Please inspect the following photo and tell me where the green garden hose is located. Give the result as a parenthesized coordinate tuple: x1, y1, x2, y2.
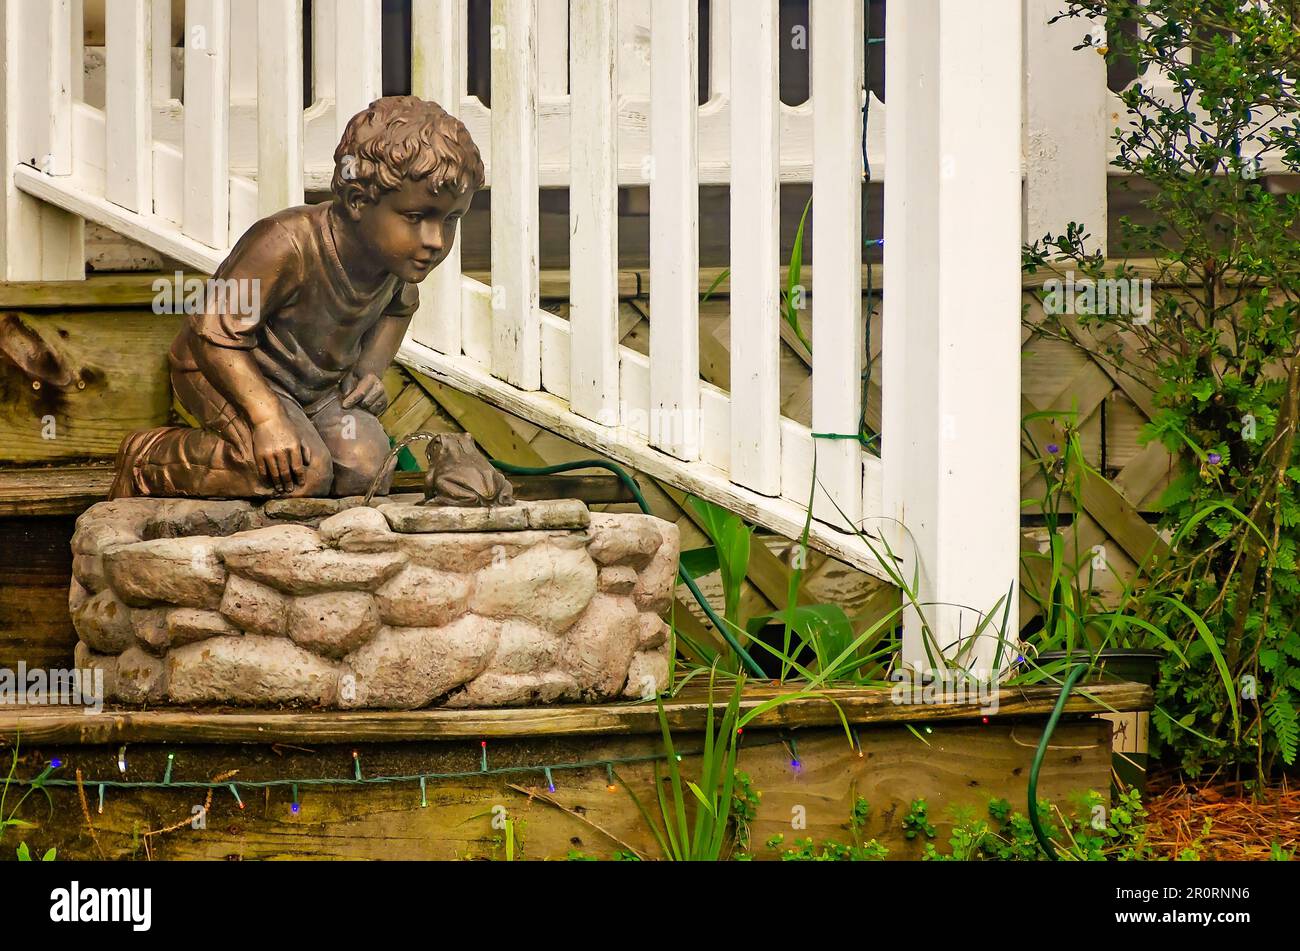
(489, 456, 766, 678)
(1026, 662, 1090, 860)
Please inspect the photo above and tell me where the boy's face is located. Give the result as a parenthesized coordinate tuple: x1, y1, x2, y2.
(347, 176, 475, 284)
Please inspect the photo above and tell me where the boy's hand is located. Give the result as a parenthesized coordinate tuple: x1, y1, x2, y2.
(341, 372, 389, 415)
(251, 414, 311, 493)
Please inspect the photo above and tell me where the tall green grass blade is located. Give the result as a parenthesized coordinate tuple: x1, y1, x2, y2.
(1156, 594, 1239, 737)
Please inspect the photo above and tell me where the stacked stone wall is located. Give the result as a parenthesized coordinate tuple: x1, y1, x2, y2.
(70, 496, 677, 709)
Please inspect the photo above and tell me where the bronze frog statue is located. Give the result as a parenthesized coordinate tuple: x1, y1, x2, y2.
(365, 430, 515, 507)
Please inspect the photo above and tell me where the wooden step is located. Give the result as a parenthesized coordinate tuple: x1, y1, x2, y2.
(0, 465, 635, 517)
(0, 681, 1151, 745)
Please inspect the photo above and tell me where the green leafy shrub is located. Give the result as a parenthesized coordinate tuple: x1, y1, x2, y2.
(921, 789, 1158, 861)
(1027, 0, 1300, 777)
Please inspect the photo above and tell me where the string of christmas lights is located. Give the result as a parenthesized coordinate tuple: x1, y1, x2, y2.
(13, 732, 814, 815)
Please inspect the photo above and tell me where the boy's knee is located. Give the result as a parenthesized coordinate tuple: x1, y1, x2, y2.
(320, 412, 390, 496)
(287, 450, 334, 497)
(303, 452, 335, 495)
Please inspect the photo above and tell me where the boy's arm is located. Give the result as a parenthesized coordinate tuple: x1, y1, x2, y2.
(342, 313, 413, 413)
(341, 282, 420, 414)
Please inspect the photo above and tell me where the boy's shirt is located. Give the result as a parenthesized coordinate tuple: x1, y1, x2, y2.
(170, 201, 420, 408)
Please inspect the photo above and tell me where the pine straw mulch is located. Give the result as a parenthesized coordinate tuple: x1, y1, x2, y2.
(1142, 770, 1299, 860)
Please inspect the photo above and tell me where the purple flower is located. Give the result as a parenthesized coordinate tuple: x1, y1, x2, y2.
(1046, 443, 1060, 455)
(1208, 452, 1222, 465)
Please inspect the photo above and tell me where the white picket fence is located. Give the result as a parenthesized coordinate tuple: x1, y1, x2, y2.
(0, 0, 1145, 671)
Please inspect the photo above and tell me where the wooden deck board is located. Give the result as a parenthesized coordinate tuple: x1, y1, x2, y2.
(0, 466, 634, 517)
(0, 681, 1151, 746)
(9, 719, 1114, 860)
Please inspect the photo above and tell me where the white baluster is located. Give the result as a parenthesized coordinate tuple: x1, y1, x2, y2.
(708, 0, 730, 101)
(538, 0, 568, 99)
(568, 0, 619, 424)
(0, 0, 84, 278)
(31, 0, 74, 177)
(728, 0, 780, 495)
(649, 0, 699, 460)
(810, 0, 863, 527)
(182, 0, 230, 249)
(257, 0, 304, 217)
(490, 0, 541, 389)
(151, 0, 171, 102)
(105, 0, 153, 214)
(311, 0, 335, 106)
(411, 0, 466, 357)
(70, 0, 83, 101)
(334, 0, 381, 142)
(883, 0, 1022, 674)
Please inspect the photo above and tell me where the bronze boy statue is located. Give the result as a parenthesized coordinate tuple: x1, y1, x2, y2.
(110, 96, 484, 500)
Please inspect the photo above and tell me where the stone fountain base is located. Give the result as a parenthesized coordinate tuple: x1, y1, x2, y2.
(69, 495, 677, 709)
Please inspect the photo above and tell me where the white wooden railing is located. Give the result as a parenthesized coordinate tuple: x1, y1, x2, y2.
(0, 0, 1111, 671)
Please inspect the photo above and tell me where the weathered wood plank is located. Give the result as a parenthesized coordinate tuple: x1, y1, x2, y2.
(0, 311, 179, 463)
(0, 466, 635, 516)
(0, 516, 77, 668)
(84, 222, 168, 272)
(1021, 393, 1166, 567)
(7, 720, 1113, 860)
(0, 465, 114, 515)
(0, 274, 204, 308)
(0, 584, 77, 668)
(0, 682, 1151, 745)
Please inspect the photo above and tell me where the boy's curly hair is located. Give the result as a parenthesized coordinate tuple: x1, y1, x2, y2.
(332, 95, 485, 204)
